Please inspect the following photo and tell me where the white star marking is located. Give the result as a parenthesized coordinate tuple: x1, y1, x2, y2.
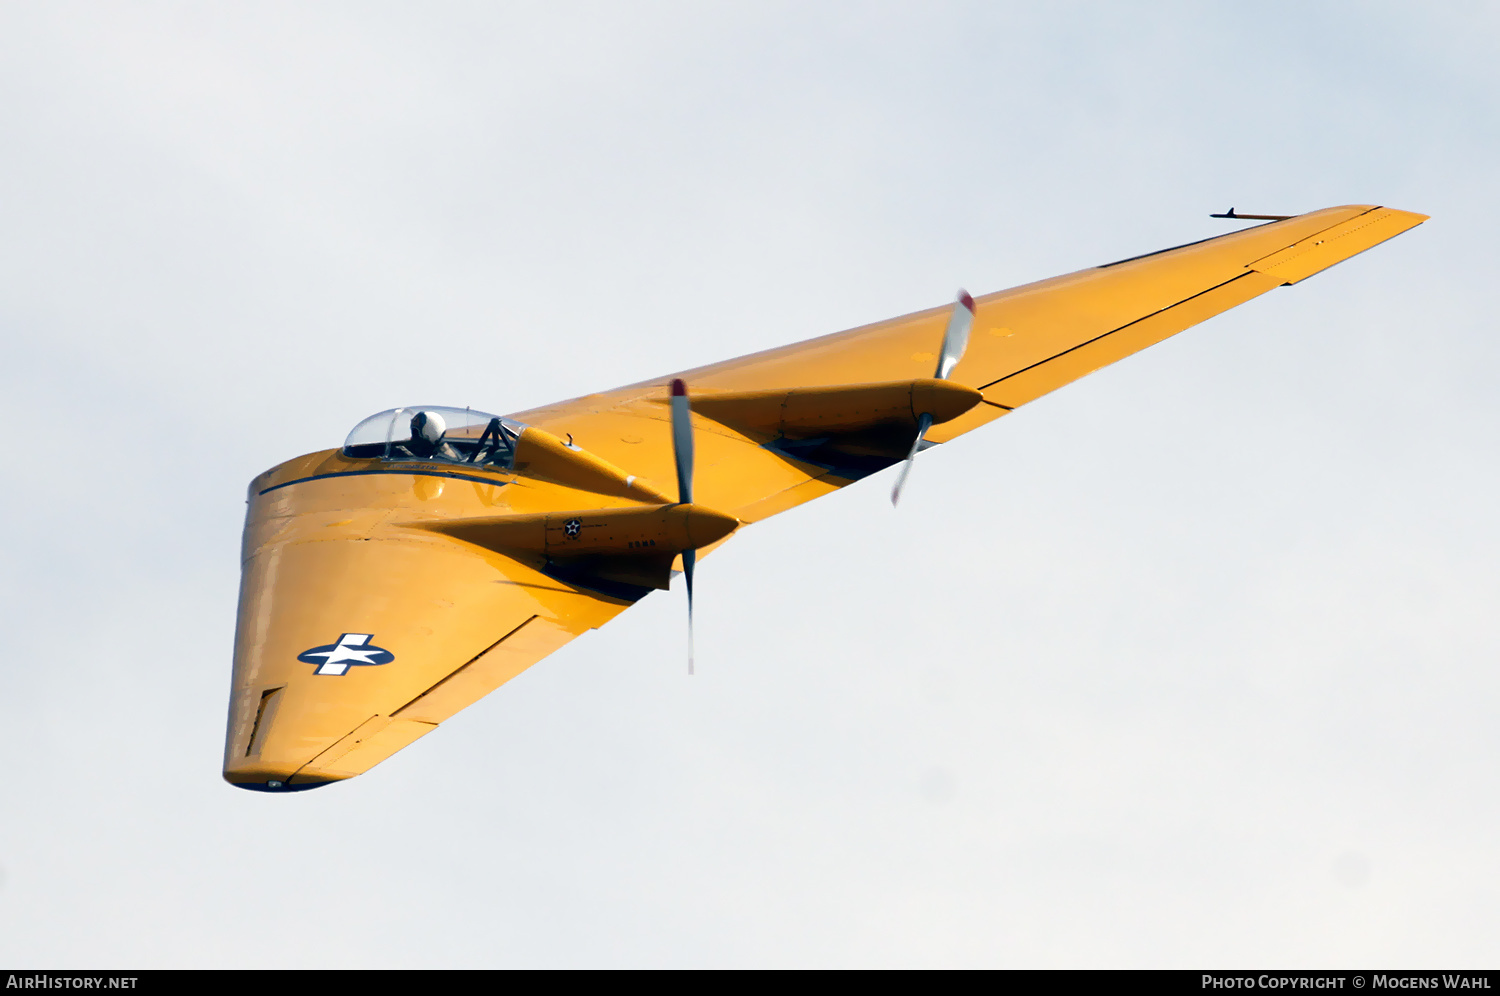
(304, 633, 383, 675)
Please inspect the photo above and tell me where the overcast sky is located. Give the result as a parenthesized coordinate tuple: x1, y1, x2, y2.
(1, 1, 1496, 968)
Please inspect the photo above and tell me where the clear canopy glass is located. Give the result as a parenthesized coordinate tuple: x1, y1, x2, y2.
(342, 406, 526, 470)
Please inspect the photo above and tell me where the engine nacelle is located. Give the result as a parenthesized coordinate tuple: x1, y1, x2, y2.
(688, 378, 983, 439)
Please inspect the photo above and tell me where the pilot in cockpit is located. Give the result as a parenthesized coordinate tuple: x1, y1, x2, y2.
(406, 410, 461, 461)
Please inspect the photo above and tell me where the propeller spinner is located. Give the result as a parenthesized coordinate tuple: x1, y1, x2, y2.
(891, 290, 975, 506)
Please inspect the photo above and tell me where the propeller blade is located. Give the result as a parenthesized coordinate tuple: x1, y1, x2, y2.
(670, 378, 697, 673)
(670, 378, 694, 505)
(683, 547, 696, 676)
(890, 412, 933, 506)
(894, 292, 973, 506)
(934, 290, 975, 380)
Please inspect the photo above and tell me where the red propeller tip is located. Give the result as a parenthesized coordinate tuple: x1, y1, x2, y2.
(957, 290, 975, 312)
(670, 378, 687, 397)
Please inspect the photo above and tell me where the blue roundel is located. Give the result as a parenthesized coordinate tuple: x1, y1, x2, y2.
(298, 633, 395, 676)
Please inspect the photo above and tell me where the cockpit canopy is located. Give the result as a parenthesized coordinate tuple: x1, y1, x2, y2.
(342, 407, 527, 470)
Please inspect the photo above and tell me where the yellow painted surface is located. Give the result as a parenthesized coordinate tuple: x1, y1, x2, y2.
(1247, 207, 1428, 284)
(393, 616, 577, 725)
(227, 204, 1426, 791)
(975, 270, 1287, 412)
(292, 717, 439, 783)
(224, 471, 632, 788)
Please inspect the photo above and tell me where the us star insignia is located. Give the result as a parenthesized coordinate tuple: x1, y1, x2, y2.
(297, 633, 395, 676)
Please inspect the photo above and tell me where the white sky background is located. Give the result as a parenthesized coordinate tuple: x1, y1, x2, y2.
(0, 0, 1495, 968)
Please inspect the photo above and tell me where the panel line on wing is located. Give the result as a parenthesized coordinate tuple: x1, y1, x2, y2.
(976, 274, 1252, 392)
(1096, 232, 1240, 268)
(293, 714, 381, 777)
(390, 615, 540, 718)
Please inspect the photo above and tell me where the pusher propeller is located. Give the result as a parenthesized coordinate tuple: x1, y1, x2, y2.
(669, 378, 698, 674)
(891, 290, 975, 506)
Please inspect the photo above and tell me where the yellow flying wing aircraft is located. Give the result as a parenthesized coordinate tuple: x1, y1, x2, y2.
(225, 204, 1427, 792)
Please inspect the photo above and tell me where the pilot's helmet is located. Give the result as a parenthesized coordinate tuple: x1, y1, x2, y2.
(410, 410, 447, 444)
